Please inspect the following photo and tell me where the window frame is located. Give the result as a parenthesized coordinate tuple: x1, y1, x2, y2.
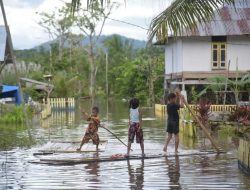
(211, 42, 227, 70)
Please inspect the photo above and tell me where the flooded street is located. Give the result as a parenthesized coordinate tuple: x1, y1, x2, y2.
(0, 100, 250, 189)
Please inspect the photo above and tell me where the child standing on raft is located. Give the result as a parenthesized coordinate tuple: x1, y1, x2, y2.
(77, 106, 100, 151)
(126, 98, 145, 157)
(163, 92, 184, 154)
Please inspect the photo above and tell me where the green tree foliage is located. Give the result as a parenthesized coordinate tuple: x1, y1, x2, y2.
(15, 34, 164, 105)
(101, 34, 135, 96)
(75, 1, 117, 106)
(52, 72, 79, 97)
(99, 38, 164, 104)
(13, 2, 164, 106)
(136, 47, 164, 105)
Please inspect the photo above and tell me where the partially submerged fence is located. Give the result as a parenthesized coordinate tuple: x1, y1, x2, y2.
(238, 138, 250, 175)
(189, 104, 237, 112)
(155, 104, 237, 116)
(48, 98, 75, 108)
(41, 103, 51, 119)
(41, 110, 75, 128)
(155, 104, 166, 115)
(41, 98, 75, 119)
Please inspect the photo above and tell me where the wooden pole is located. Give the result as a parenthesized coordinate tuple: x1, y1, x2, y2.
(100, 125, 133, 151)
(0, 0, 23, 95)
(223, 60, 230, 107)
(182, 98, 221, 153)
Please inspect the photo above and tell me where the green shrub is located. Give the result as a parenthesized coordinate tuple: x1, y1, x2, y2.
(0, 105, 34, 124)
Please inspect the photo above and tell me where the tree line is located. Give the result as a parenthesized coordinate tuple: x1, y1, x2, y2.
(7, 2, 164, 106)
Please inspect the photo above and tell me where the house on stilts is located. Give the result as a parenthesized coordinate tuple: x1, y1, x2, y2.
(159, 0, 250, 103)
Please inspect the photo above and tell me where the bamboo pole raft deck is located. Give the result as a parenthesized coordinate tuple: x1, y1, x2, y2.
(33, 140, 108, 156)
(30, 151, 226, 165)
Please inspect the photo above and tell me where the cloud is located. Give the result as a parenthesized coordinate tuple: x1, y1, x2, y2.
(0, 0, 168, 49)
(0, 0, 67, 49)
(0, 2, 49, 49)
(3, 0, 44, 8)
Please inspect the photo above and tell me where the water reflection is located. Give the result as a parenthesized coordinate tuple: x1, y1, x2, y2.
(41, 110, 76, 128)
(179, 123, 197, 149)
(1, 99, 250, 189)
(0, 124, 35, 150)
(127, 159, 144, 190)
(165, 155, 181, 190)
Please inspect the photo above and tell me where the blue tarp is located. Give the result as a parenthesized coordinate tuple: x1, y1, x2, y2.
(0, 85, 22, 105)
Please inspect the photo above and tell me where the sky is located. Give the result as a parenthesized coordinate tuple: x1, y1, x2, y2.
(0, 0, 170, 50)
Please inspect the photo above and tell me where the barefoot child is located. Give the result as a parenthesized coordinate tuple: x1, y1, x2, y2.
(77, 106, 100, 151)
(163, 93, 184, 154)
(126, 98, 145, 157)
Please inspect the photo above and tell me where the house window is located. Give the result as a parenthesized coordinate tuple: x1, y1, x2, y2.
(212, 36, 227, 69)
(212, 43, 227, 69)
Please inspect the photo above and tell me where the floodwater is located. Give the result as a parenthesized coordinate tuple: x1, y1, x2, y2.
(0, 100, 250, 190)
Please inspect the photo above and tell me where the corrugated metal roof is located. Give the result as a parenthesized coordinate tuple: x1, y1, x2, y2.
(183, 0, 250, 36)
(0, 25, 7, 62)
(20, 77, 54, 88)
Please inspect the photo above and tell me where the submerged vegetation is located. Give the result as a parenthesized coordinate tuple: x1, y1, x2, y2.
(0, 105, 34, 124)
(0, 123, 36, 150)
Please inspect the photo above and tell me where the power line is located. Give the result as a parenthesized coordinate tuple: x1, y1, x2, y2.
(107, 17, 148, 31)
(106, 16, 250, 47)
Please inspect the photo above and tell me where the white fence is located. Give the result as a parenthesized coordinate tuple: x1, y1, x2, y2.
(41, 98, 75, 119)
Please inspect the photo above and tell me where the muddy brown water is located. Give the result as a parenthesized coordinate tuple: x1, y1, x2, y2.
(0, 100, 250, 189)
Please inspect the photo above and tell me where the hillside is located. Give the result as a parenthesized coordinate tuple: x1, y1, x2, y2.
(32, 34, 147, 50)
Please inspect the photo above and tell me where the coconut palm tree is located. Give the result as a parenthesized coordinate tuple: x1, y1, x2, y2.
(70, 0, 237, 42)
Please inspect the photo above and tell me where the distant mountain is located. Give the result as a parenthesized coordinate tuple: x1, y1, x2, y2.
(32, 34, 147, 50)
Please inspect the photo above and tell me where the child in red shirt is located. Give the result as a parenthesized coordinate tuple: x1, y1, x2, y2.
(77, 106, 100, 151)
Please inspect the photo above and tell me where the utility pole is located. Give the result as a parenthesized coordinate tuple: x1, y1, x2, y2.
(0, 0, 22, 91)
(106, 52, 109, 122)
(0, 0, 31, 135)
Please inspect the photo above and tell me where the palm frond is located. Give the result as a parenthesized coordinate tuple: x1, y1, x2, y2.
(148, 0, 236, 44)
(71, 0, 81, 12)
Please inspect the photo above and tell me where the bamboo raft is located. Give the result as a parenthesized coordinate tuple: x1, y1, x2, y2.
(33, 140, 108, 156)
(33, 150, 105, 156)
(30, 151, 226, 166)
(50, 140, 108, 144)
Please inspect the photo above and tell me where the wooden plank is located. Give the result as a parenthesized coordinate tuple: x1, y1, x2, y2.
(165, 71, 247, 80)
(179, 93, 221, 153)
(51, 140, 108, 144)
(33, 151, 227, 165)
(36, 149, 104, 154)
(35, 139, 108, 155)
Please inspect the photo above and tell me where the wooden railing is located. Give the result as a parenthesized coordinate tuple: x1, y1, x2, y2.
(190, 104, 237, 112)
(155, 104, 237, 116)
